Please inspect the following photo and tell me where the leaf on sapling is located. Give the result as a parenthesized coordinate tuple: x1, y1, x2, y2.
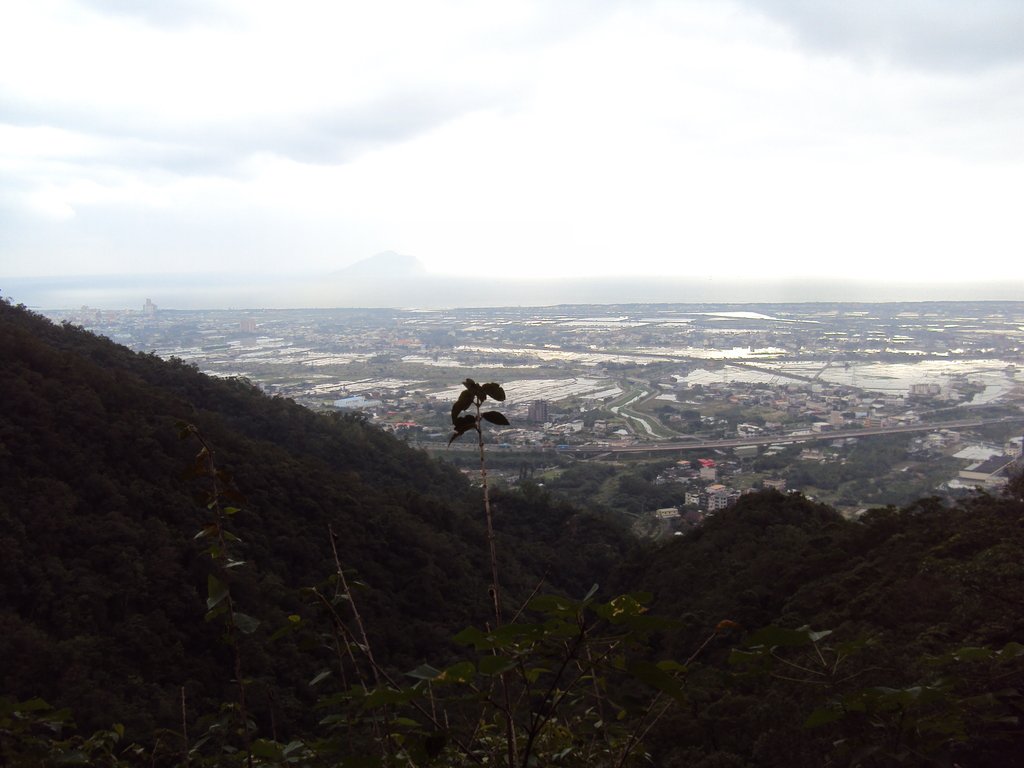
(528, 594, 579, 615)
(451, 389, 474, 421)
(452, 627, 490, 649)
(205, 603, 228, 622)
(453, 414, 477, 431)
(406, 664, 443, 680)
(999, 641, 1024, 658)
(364, 688, 419, 708)
(524, 667, 549, 684)
(952, 646, 995, 662)
(481, 382, 506, 401)
(595, 593, 648, 623)
(802, 626, 833, 643)
(251, 740, 283, 761)
(728, 649, 766, 667)
(207, 575, 229, 610)
(233, 612, 260, 634)
(448, 414, 478, 446)
(462, 378, 485, 400)
(309, 670, 332, 686)
(491, 622, 545, 644)
(269, 620, 299, 642)
(481, 411, 510, 426)
(194, 524, 218, 540)
(13, 697, 53, 713)
(436, 661, 476, 684)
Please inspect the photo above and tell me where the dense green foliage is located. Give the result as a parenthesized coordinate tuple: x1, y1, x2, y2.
(0, 300, 629, 739)
(623, 489, 1024, 766)
(543, 461, 682, 516)
(2, 298, 1023, 766)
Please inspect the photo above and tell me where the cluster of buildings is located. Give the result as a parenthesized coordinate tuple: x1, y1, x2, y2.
(675, 375, 980, 440)
(948, 435, 1024, 490)
(420, 368, 992, 454)
(635, 427, 1024, 539)
(644, 457, 787, 530)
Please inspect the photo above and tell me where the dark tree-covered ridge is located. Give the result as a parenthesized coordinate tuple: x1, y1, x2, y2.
(0, 299, 629, 736)
(620, 489, 1024, 766)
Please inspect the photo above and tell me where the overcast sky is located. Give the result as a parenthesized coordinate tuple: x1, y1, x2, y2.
(2, 0, 1023, 295)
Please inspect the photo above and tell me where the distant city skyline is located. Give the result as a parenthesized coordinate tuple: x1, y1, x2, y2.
(2, 1, 1023, 296)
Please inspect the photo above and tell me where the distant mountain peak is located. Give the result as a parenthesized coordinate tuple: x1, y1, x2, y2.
(335, 251, 426, 277)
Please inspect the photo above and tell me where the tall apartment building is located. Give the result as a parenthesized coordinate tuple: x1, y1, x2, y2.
(528, 399, 549, 423)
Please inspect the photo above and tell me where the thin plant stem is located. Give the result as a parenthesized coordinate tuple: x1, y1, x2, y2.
(190, 428, 253, 768)
(329, 524, 381, 686)
(180, 686, 189, 766)
(613, 629, 721, 768)
(476, 407, 503, 628)
(473, 401, 517, 768)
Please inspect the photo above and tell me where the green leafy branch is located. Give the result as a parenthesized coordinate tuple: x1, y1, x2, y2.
(449, 379, 515, 764)
(448, 378, 509, 445)
(447, 378, 510, 623)
(180, 423, 258, 767)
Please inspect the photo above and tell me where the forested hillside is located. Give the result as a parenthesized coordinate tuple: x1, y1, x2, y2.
(622, 489, 1024, 765)
(0, 299, 629, 736)
(2, 297, 1023, 767)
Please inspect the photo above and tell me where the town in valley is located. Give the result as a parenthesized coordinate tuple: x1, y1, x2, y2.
(47, 300, 1024, 534)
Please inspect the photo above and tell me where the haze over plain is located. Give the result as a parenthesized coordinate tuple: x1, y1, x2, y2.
(1, 1, 1023, 306)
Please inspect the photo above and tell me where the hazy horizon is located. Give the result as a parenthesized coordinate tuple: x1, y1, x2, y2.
(5, 270, 1022, 312)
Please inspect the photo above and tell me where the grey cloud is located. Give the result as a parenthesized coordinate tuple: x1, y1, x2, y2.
(747, 0, 1024, 71)
(0, 83, 496, 179)
(3, 3, 579, 179)
(0, 107, 240, 179)
(257, 89, 497, 165)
